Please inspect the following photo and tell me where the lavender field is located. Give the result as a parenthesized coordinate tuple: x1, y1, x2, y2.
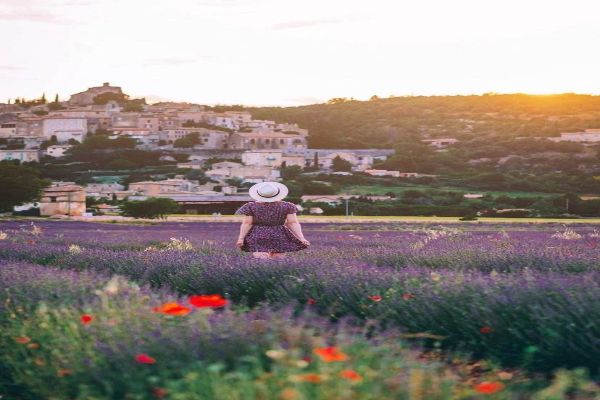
(1, 219, 599, 399)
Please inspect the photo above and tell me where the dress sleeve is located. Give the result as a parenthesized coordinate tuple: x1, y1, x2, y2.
(236, 202, 253, 216)
(285, 202, 298, 214)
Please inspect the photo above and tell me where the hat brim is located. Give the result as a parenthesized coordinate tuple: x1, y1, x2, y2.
(248, 182, 289, 202)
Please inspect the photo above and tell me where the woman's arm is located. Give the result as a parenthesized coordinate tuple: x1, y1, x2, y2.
(285, 213, 310, 246)
(236, 215, 253, 247)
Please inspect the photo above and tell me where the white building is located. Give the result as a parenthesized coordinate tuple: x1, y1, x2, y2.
(0, 122, 17, 138)
(422, 138, 459, 148)
(242, 150, 283, 167)
(0, 149, 40, 163)
(45, 144, 72, 158)
(549, 129, 600, 143)
(42, 117, 87, 143)
(364, 169, 400, 177)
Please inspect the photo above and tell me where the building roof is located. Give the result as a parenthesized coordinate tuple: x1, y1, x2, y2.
(43, 185, 84, 192)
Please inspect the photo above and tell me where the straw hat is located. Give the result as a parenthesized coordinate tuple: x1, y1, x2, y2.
(248, 181, 288, 202)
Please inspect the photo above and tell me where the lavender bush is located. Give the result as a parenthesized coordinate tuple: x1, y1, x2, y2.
(0, 220, 599, 377)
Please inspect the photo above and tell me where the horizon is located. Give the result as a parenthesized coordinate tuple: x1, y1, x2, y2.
(2, 0, 600, 106)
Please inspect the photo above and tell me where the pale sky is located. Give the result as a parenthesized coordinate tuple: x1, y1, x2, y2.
(1, 0, 600, 106)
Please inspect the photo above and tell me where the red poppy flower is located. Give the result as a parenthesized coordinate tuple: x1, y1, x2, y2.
(480, 326, 493, 334)
(15, 336, 31, 344)
(295, 373, 322, 383)
(152, 302, 191, 316)
(474, 381, 505, 394)
(188, 294, 228, 308)
(307, 298, 317, 305)
(80, 314, 93, 325)
(135, 353, 156, 364)
(340, 369, 362, 382)
(369, 295, 382, 302)
(152, 387, 168, 398)
(313, 346, 348, 362)
(402, 293, 415, 300)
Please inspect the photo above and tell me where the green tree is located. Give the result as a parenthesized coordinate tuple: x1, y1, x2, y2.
(281, 165, 303, 180)
(331, 156, 352, 172)
(174, 132, 201, 148)
(40, 135, 58, 150)
(0, 162, 50, 212)
(93, 92, 127, 105)
(120, 197, 180, 219)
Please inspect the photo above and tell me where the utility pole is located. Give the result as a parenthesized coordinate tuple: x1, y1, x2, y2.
(345, 198, 349, 217)
(566, 198, 569, 213)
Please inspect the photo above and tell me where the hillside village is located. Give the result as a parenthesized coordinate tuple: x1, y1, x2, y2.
(0, 83, 399, 216)
(2, 85, 600, 218)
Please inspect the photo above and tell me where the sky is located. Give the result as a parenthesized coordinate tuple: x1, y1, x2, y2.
(1, 0, 600, 106)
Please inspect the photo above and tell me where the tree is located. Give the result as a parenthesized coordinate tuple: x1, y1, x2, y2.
(54, 94, 59, 103)
(331, 155, 352, 172)
(120, 197, 180, 219)
(0, 162, 50, 212)
(40, 135, 58, 150)
(41, 93, 47, 104)
(93, 92, 127, 105)
(174, 132, 201, 148)
(281, 165, 303, 180)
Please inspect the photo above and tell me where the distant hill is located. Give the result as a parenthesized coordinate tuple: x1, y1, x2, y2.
(247, 94, 600, 148)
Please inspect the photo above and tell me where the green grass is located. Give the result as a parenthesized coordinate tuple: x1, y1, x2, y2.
(341, 184, 558, 198)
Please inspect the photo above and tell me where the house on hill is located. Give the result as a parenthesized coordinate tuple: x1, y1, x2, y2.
(39, 184, 86, 216)
(69, 82, 126, 106)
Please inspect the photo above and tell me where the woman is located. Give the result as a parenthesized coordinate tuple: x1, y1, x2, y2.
(236, 181, 310, 259)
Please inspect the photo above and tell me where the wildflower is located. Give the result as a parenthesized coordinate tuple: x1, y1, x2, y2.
(68, 244, 83, 254)
(479, 326, 493, 334)
(430, 272, 441, 281)
(0, 231, 7, 240)
(369, 295, 382, 302)
(551, 226, 582, 240)
(188, 294, 228, 308)
(57, 368, 72, 377)
(293, 373, 323, 383)
(80, 314, 93, 325)
(152, 302, 191, 316)
(313, 346, 348, 362)
(135, 353, 156, 364)
(27, 343, 40, 349)
(402, 293, 415, 300)
(266, 349, 287, 360)
(307, 298, 317, 305)
(34, 357, 45, 366)
(165, 237, 194, 251)
(152, 387, 168, 399)
(474, 381, 505, 394)
(295, 359, 309, 368)
(497, 371, 514, 380)
(340, 369, 362, 382)
(280, 388, 300, 400)
(15, 336, 31, 344)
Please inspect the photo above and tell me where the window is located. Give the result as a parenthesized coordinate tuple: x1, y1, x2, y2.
(50, 196, 57, 203)
(280, 139, 284, 144)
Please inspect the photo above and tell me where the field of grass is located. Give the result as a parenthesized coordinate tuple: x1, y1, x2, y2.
(342, 184, 559, 198)
(1, 220, 599, 399)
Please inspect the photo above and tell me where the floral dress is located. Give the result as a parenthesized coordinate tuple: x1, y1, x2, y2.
(236, 201, 308, 253)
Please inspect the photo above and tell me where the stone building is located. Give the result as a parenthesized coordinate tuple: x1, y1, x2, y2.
(69, 82, 125, 106)
(39, 184, 86, 216)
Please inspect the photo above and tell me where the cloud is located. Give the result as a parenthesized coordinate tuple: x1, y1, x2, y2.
(144, 57, 208, 67)
(283, 96, 324, 105)
(0, 0, 77, 24)
(0, 65, 24, 71)
(271, 18, 340, 30)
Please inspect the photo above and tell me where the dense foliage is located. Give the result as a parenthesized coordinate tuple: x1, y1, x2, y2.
(0, 162, 49, 212)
